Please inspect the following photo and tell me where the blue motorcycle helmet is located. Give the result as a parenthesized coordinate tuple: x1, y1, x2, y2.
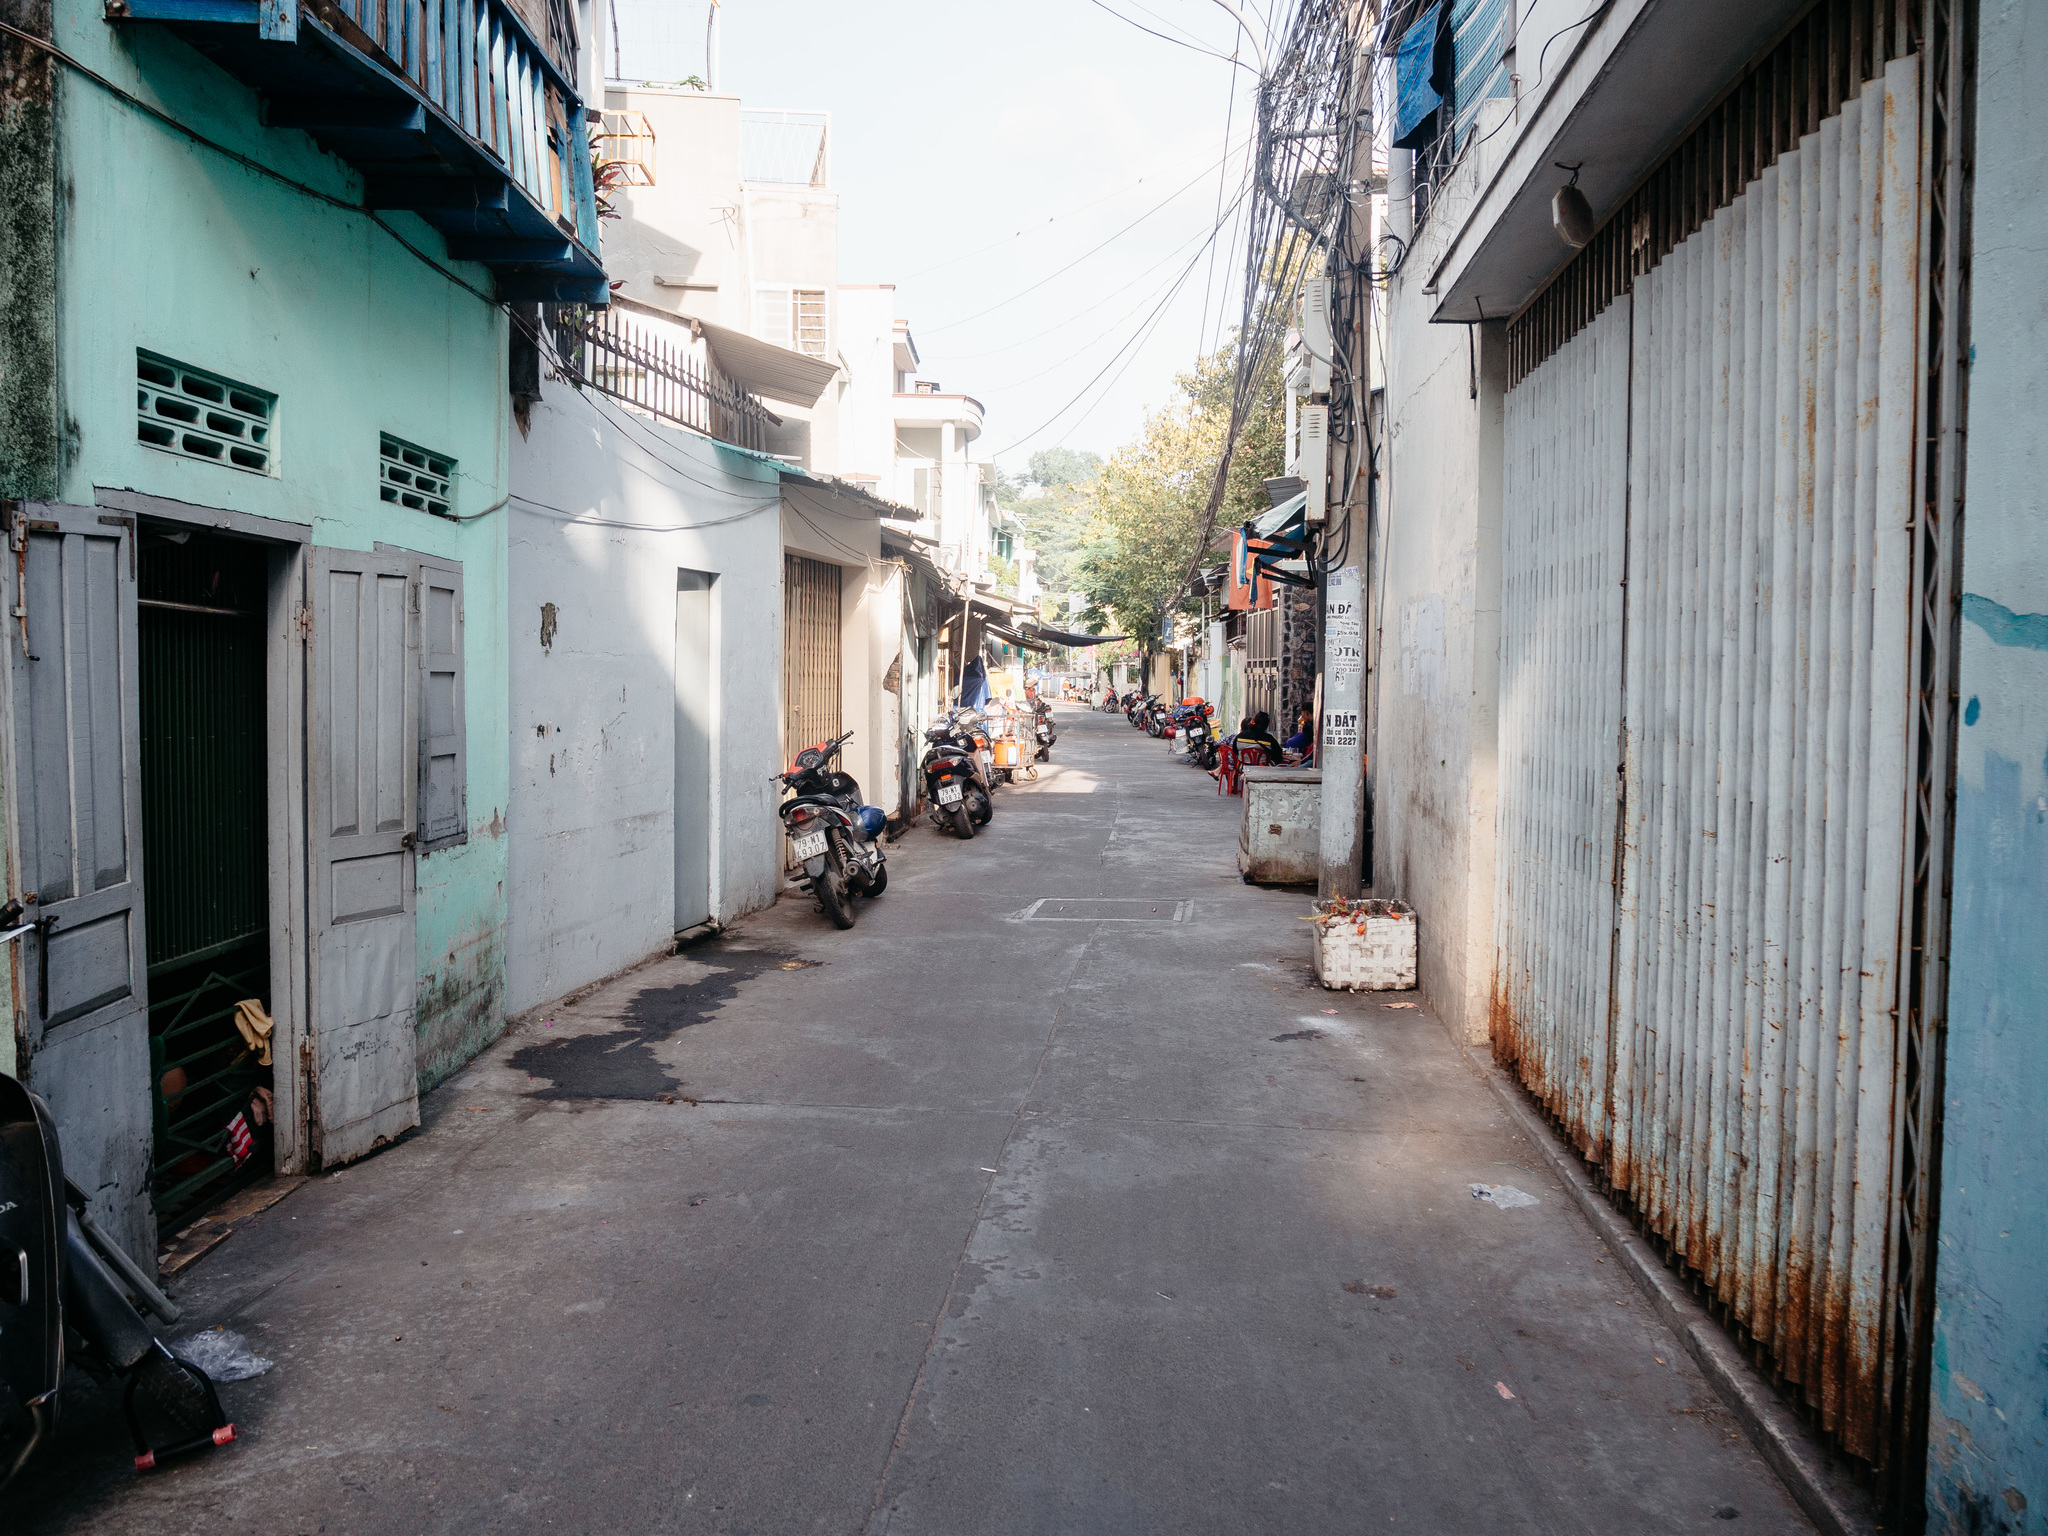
(856, 805, 888, 840)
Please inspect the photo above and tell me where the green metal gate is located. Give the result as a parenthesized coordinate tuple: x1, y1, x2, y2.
(138, 529, 272, 1226)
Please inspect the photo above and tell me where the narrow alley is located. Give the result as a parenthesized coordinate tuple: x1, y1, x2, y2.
(19, 707, 1810, 1534)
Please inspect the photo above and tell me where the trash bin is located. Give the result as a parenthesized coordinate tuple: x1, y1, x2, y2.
(1237, 767, 1321, 885)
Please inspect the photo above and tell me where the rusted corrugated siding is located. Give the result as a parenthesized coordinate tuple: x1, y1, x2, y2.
(1494, 58, 1923, 1464)
(1493, 300, 1629, 1161)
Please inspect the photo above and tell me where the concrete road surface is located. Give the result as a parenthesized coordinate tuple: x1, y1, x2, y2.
(16, 704, 1812, 1535)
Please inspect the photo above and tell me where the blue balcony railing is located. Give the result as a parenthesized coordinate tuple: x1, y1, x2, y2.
(111, 0, 606, 303)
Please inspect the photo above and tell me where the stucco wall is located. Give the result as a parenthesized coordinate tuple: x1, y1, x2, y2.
(1369, 218, 1504, 1047)
(42, 18, 513, 1196)
(1927, 4, 2048, 1527)
(505, 380, 786, 1016)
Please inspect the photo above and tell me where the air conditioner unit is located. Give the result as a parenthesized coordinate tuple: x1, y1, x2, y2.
(1301, 404, 1328, 523)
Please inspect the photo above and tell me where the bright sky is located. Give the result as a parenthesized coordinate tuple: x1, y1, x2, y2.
(608, 0, 1273, 474)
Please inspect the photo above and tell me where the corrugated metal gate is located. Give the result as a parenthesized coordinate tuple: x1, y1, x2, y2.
(782, 554, 841, 755)
(1492, 39, 1930, 1471)
(1493, 299, 1629, 1149)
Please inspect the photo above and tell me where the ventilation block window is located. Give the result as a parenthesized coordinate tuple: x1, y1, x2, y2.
(136, 351, 275, 474)
(379, 434, 455, 519)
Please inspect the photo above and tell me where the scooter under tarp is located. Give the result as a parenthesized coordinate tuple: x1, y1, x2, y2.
(0, 1073, 235, 1492)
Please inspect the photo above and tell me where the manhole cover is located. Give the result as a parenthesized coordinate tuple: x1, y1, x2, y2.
(1016, 899, 1191, 923)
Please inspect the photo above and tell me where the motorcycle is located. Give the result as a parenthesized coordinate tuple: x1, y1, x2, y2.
(1, 1074, 236, 1493)
(1124, 692, 1150, 727)
(921, 710, 996, 838)
(1175, 701, 1220, 770)
(1098, 691, 1121, 714)
(777, 730, 888, 929)
(1030, 699, 1057, 762)
(1141, 698, 1173, 738)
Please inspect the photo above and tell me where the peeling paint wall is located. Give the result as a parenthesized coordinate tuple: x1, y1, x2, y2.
(1928, 4, 2048, 1527)
(36, 12, 512, 1210)
(505, 386, 785, 1017)
(1369, 192, 1506, 1046)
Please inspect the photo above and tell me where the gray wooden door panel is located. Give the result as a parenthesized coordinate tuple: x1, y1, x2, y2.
(308, 549, 419, 1165)
(2, 502, 153, 1259)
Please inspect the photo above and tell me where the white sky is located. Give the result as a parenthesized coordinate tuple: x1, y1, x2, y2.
(607, 0, 1273, 473)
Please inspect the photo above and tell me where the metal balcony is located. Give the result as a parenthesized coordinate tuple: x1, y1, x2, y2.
(109, 0, 606, 303)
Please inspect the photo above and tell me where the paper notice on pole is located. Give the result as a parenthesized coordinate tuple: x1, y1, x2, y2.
(1325, 564, 1363, 692)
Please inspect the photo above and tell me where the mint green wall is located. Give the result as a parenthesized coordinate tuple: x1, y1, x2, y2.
(52, 14, 512, 1089)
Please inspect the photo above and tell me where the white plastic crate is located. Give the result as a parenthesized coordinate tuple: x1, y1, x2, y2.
(1311, 898, 1417, 991)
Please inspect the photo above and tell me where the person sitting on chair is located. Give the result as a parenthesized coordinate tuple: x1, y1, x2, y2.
(1236, 711, 1284, 761)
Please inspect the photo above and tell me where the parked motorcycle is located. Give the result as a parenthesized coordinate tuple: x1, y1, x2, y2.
(1030, 699, 1057, 762)
(1124, 692, 1152, 727)
(0, 1074, 236, 1494)
(777, 730, 888, 929)
(1177, 701, 1220, 770)
(1141, 697, 1173, 738)
(921, 710, 996, 838)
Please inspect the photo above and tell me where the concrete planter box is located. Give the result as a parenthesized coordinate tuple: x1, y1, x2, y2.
(1238, 767, 1321, 885)
(1312, 899, 1417, 990)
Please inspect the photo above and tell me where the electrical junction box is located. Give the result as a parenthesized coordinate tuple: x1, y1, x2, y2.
(1302, 278, 1334, 395)
(1300, 404, 1328, 523)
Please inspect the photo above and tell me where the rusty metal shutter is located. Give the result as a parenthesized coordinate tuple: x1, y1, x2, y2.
(1493, 297, 1630, 1153)
(782, 554, 841, 757)
(1494, 58, 1924, 1464)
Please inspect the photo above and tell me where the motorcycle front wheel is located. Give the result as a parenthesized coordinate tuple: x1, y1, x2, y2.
(860, 860, 889, 897)
(969, 789, 993, 826)
(951, 805, 975, 839)
(815, 847, 856, 929)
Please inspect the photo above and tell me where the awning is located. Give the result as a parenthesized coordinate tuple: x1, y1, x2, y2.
(983, 623, 1050, 654)
(683, 314, 840, 407)
(1021, 623, 1129, 648)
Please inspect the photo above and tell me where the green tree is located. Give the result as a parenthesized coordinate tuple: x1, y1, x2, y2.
(1073, 329, 1285, 650)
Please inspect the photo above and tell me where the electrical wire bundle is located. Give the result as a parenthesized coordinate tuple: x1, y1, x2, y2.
(1173, 0, 1379, 605)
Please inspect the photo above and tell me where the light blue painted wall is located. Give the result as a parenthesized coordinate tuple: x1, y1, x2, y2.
(51, 12, 514, 1092)
(1928, 3, 2048, 1530)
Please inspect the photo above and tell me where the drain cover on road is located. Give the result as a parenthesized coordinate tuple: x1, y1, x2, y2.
(1017, 898, 1191, 923)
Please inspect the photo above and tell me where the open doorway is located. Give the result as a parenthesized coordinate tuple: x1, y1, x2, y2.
(137, 525, 275, 1228)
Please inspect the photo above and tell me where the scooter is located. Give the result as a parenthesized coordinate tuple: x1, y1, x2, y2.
(1175, 701, 1220, 769)
(0, 1074, 236, 1494)
(1030, 699, 1056, 762)
(921, 711, 996, 838)
(777, 730, 888, 930)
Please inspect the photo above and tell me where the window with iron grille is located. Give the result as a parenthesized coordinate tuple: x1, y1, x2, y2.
(379, 434, 455, 519)
(136, 351, 275, 474)
(794, 290, 827, 357)
(752, 286, 828, 357)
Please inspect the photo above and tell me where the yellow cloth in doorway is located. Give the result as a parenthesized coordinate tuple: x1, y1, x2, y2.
(233, 999, 274, 1067)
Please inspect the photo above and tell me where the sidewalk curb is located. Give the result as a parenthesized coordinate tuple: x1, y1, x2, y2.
(1479, 1066, 1878, 1536)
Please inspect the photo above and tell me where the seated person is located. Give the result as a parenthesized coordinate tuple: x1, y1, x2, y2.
(1283, 710, 1314, 760)
(1235, 712, 1284, 761)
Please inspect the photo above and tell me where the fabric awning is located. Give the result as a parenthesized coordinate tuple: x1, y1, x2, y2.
(1021, 623, 1130, 648)
(983, 622, 1051, 654)
(684, 314, 841, 407)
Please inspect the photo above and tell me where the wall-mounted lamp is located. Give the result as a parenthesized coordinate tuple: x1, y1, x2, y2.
(1552, 161, 1594, 248)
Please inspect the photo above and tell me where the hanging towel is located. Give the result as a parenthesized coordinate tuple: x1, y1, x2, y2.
(233, 999, 275, 1067)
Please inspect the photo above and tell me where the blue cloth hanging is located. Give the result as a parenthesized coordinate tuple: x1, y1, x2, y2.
(1391, 4, 1446, 150)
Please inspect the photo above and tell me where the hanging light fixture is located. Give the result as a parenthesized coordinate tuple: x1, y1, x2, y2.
(1552, 161, 1593, 248)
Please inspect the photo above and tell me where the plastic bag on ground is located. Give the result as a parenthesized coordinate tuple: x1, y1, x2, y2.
(1470, 1182, 1540, 1210)
(174, 1327, 273, 1382)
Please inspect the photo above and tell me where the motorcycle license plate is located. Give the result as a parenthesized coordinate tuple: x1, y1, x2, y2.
(1037, 728, 1051, 740)
(937, 783, 964, 806)
(791, 830, 828, 861)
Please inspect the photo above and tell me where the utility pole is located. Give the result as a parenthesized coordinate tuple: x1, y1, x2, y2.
(705, 0, 721, 90)
(1316, 21, 1375, 902)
